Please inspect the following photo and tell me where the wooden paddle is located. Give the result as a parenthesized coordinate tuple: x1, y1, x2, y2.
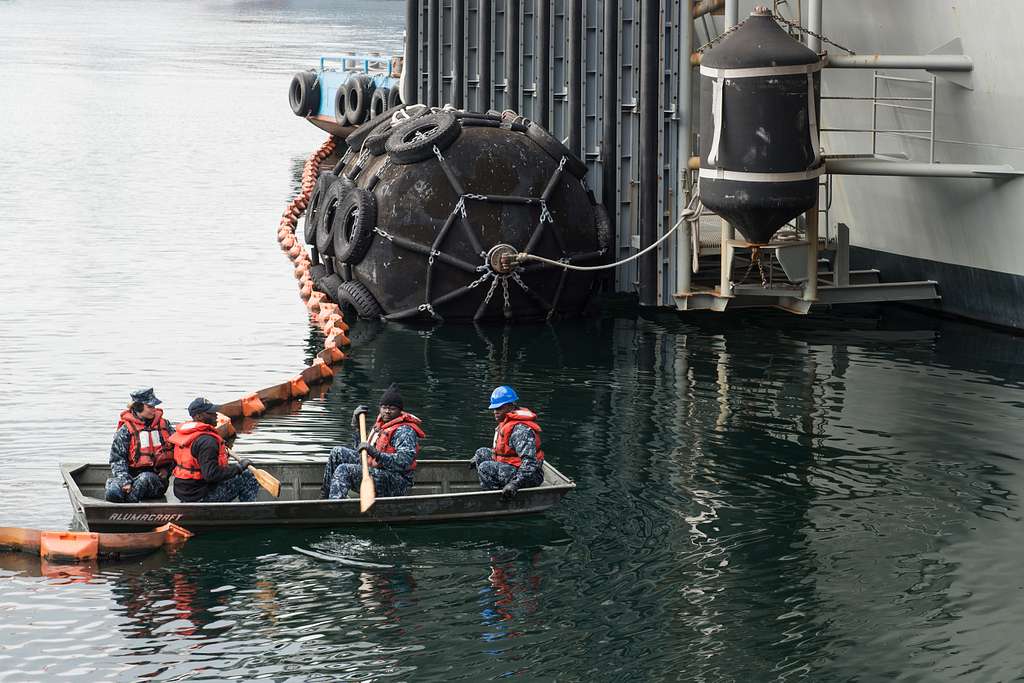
(228, 450, 281, 498)
(358, 413, 377, 512)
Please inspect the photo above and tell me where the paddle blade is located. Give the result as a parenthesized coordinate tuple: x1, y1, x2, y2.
(359, 475, 376, 513)
(251, 467, 281, 498)
(358, 412, 376, 512)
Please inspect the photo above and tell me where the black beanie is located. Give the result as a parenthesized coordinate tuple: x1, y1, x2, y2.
(379, 383, 403, 409)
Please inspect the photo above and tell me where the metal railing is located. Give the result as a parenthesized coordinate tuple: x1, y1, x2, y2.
(821, 71, 937, 162)
(319, 54, 400, 78)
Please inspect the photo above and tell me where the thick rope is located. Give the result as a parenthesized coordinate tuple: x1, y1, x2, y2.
(513, 195, 704, 272)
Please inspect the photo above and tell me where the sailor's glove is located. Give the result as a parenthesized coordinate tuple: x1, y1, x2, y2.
(357, 441, 380, 458)
(501, 482, 519, 501)
(351, 405, 369, 428)
(237, 458, 252, 471)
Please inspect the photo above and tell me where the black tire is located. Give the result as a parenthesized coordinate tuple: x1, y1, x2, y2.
(331, 187, 377, 264)
(289, 72, 320, 116)
(385, 111, 461, 164)
(345, 76, 375, 126)
(317, 273, 343, 298)
(345, 104, 403, 151)
(363, 106, 426, 156)
(387, 86, 403, 109)
(334, 81, 351, 125)
(370, 87, 390, 119)
(336, 280, 384, 319)
(315, 179, 351, 256)
(303, 171, 337, 246)
(526, 122, 588, 179)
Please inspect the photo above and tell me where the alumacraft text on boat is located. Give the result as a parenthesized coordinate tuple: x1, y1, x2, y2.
(108, 512, 184, 522)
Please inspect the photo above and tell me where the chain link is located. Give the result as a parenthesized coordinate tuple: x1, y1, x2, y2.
(468, 271, 493, 288)
(697, 13, 855, 55)
(482, 275, 500, 304)
(697, 17, 749, 53)
(772, 12, 856, 55)
(501, 276, 511, 311)
(454, 196, 467, 218)
(463, 193, 488, 201)
(510, 271, 530, 292)
(428, 249, 440, 265)
(373, 226, 394, 242)
(432, 145, 445, 163)
(539, 201, 553, 224)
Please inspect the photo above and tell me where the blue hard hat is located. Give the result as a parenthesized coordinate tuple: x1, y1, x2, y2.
(488, 385, 519, 409)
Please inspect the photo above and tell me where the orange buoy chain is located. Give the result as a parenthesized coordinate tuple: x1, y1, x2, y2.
(215, 136, 349, 427)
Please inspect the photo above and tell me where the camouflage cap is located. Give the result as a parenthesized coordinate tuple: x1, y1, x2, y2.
(130, 387, 162, 407)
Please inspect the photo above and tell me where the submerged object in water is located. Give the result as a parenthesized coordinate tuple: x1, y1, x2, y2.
(0, 523, 192, 561)
(306, 107, 609, 323)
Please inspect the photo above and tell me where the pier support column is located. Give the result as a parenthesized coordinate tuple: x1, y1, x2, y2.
(804, 202, 819, 302)
(404, 0, 420, 104)
(638, 0, 660, 305)
(807, 0, 822, 53)
(676, 0, 694, 298)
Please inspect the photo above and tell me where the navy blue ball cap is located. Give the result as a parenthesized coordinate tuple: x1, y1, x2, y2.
(187, 397, 219, 417)
(130, 387, 162, 407)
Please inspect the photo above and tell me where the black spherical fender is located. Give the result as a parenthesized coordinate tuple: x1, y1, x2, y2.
(526, 122, 588, 179)
(289, 72, 320, 116)
(334, 81, 351, 125)
(345, 76, 375, 126)
(304, 171, 337, 246)
(370, 87, 390, 119)
(385, 111, 461, 164)
(336, 280, 384, 319)
(332, 187, 377, 264)
(345, 105, 404, 151)
(315, 178, 352, 255)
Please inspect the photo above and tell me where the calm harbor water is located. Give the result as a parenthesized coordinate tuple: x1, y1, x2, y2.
(4, 1, 1024, 680)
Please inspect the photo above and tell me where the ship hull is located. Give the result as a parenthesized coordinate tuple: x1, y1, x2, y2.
(822, 0, 1024, 328)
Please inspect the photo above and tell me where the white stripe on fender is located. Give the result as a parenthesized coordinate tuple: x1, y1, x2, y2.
(700, 61, 823, 80)
(699, 166, 825, 183)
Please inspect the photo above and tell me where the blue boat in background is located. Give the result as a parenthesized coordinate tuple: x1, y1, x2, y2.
(289, 53, 404, 136)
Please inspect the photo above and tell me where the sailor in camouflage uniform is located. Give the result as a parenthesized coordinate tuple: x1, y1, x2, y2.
(105, 388, 176, 503)
(469, 385, 546, 500)
(322, 384, 425, 500)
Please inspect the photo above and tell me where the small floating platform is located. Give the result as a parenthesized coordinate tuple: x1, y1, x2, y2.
(61, 461, 575, 533)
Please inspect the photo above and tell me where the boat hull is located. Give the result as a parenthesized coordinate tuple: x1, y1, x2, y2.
(61, 460, 575, 533)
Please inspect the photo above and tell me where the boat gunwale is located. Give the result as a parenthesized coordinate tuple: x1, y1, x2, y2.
(60, 460, 576, 510)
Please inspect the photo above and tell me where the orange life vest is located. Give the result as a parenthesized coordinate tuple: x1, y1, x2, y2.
(168, 421, 227, 480)
(368, 412, 425, 471)
(493, 408, 545, 468)
(117, 409, 174, 469)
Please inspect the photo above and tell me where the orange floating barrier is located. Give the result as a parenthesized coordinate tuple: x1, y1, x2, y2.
(39, 531, 99, 561)
(289, 375, 310, 397)
(256, 382, 292, 408)
(300, 283, 313, 300)
(241, 393, 266, 417)
(288, 244, 302, 258)
(317, 347, 345, 365)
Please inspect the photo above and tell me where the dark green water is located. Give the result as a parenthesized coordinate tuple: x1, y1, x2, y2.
(4, 1, 1024, 680)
